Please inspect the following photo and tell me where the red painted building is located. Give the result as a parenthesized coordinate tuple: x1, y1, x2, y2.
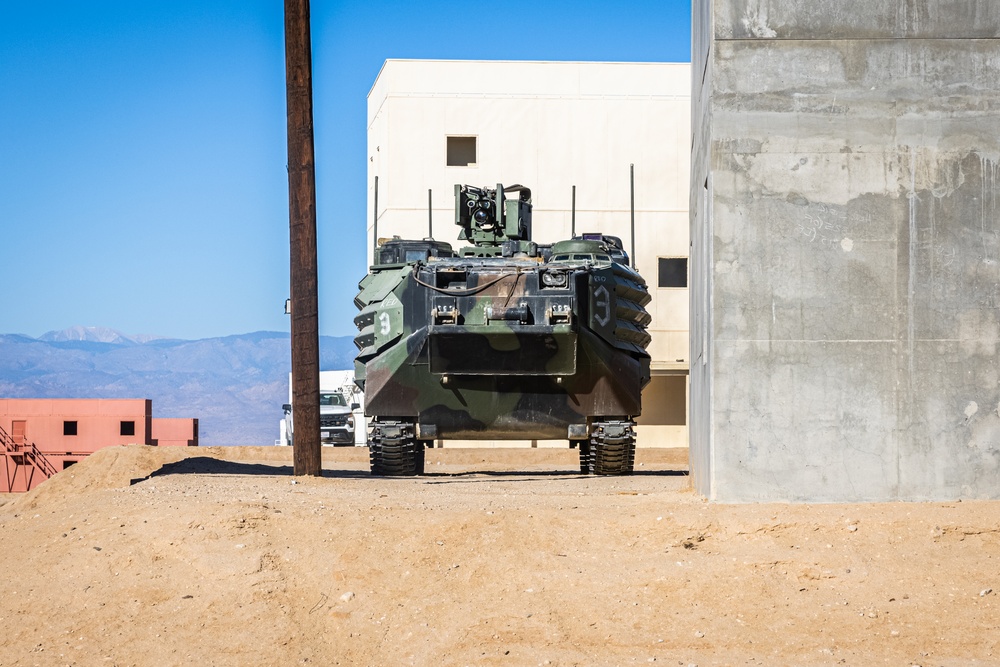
(0, 398, 198, 493)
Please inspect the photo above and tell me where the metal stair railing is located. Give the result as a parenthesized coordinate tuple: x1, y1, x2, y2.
(23, 441, 58, 478)
(0, 425, 13, 493)
(0, 423, 59, 480)
(0, 423, 17, 454)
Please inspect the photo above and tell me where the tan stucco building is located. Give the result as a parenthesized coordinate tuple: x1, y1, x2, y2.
(366, 60, 691, 447)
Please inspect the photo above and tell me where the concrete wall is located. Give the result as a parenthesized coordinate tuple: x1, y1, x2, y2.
(691, 1, 1000, 500)
(368, 60, 691, 447)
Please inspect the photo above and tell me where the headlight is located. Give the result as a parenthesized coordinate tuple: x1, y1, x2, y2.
(347, 415, 355, 428)
(541, 271, 568, 287)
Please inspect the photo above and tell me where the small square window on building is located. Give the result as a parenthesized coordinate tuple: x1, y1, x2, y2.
(120, 420, 136, 437)
(63, 420, 78, 436)
(658, 257, 688, 288)
(446, 136, 477, 167)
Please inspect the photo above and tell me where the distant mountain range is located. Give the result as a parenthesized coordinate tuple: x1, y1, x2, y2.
(0, 328, 357, 446)
(37, 325, 171, 345)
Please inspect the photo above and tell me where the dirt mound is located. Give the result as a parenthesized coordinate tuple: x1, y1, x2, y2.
(10, 445, 194, 509)
(1, 447, 997, 665)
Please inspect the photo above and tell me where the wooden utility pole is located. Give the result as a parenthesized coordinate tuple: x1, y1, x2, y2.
(284, 0, 321, 476)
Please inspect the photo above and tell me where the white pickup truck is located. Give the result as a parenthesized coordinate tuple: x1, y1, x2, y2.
(279, 371, 365, 446)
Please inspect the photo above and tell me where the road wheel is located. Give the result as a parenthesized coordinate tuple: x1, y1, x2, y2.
(369, 419, 423, 476)
(588, 419, 636, 476)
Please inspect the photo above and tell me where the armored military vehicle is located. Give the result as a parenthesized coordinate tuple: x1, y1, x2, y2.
(354, 183, 651, 476)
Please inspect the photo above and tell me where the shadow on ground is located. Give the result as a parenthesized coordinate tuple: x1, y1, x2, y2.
(131, 457, 370, 484)
(131, 456, 688, 485)
(421, 469, 689, 483)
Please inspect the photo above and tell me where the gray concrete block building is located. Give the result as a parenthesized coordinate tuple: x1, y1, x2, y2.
(691, 1, 1000, 501)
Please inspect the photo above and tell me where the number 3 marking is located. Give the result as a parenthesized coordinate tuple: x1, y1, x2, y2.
(378, 312, 391, 336)
(593, 286, 611, 326)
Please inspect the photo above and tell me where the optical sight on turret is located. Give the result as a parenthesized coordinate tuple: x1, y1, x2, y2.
(454, 183, 533, 256)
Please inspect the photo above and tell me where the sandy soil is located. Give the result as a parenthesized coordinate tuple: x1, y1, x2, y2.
(1, 445, 998, 666)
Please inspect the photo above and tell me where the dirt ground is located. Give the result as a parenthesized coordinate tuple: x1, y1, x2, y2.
(1, 445, 998, 667)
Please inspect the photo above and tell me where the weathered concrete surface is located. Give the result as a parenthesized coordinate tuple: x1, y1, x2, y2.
(717, 0, 1000, 40)
(691, 2, 1000, 500)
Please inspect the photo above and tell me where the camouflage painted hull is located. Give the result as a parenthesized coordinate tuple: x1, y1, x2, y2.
(362, 326, 647, 440)
(355, 257, 651, 441)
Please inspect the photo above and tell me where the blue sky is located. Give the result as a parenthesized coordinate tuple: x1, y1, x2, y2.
(0, 0, 691, 340)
